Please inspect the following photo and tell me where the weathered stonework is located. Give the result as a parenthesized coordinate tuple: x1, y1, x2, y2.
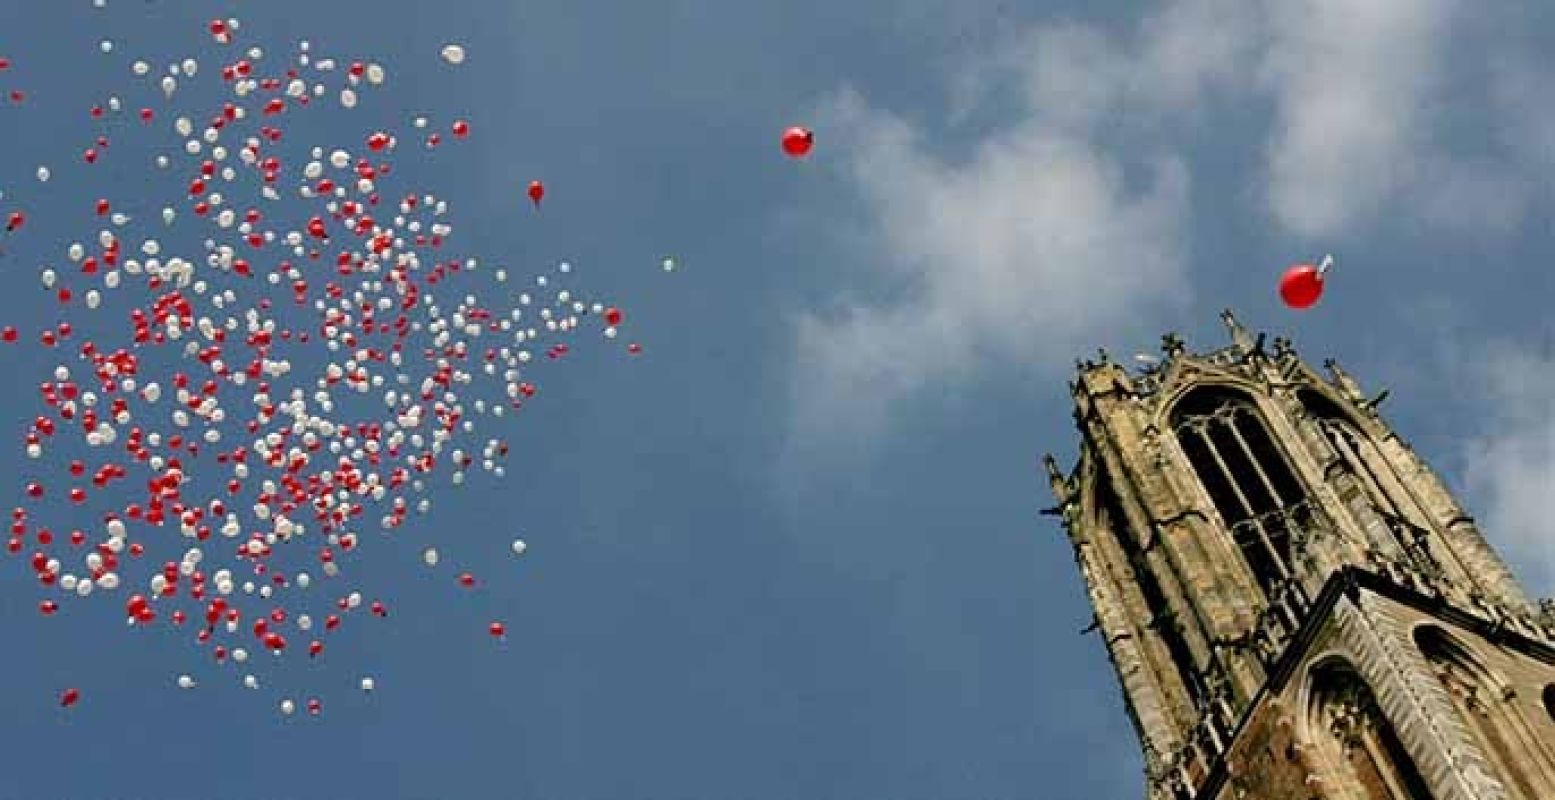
(1049, 312, 1555, 799)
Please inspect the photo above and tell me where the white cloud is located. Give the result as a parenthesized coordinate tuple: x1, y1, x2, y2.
(787, 18, 1199, 447)
(1490, 50, 1555, 181)
(785, 0, 1555, 453)
(1461, 345, 1555, 595)
(1257, 0, 1536, 238)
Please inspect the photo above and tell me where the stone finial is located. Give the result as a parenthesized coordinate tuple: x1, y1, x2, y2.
(1272, 336, 1295, 358)
(1324, 359, 1365, 402)
(1359, 389, 1391, 413)
(1161, 332, 1186, 357)
(1220, 309, 1254, 350)
(1042, 453, 1069, 502)
(1097, 347, 1113, 365)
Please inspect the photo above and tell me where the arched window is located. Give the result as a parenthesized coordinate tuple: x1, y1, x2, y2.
(1415, 626, 1549, 800)
(1299, 391, 1422, 556)
(1544, 685, 1555, 724)
(1172, 390, 1308, 592)
(1307, 660, 1434, 799)
(1096, 470, 1206, 708)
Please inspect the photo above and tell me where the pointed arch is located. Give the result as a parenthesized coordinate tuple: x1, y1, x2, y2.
(1298, 389, 1424, 554)
(1414, 625, 1553, 800)
(1169, 387, 1309, 594)
(1543, 685, 1555, 724)
(1305, 658, 1435, 799)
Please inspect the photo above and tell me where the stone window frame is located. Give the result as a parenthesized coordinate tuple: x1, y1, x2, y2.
(1168, 387, 1312, 594)
(1302, 655, 1436, 800)
(1297, 390, 1434, 558)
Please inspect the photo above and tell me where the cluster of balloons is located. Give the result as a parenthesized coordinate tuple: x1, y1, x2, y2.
(0, 0, 1329, 721)
(0, 20, 647, 716)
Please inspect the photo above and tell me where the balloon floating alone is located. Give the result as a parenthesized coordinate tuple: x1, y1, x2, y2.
(1280, 255, 1333, 310)
(527, 180, 544, 207)
(781, 126, 813, 158)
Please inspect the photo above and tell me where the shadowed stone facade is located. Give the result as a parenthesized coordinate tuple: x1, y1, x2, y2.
(1045, 312, 1555, 799)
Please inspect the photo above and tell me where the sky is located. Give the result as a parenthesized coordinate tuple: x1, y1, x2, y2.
(0, 1, 1549, 799)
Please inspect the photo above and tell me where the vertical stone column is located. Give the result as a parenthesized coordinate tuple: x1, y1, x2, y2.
(1374, 433, 1533, 612)
(1090, 411, 1268, 707)
(1066, 506, 1184, 764)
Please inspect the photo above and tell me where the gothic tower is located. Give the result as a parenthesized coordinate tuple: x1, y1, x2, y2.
(1044, 311, 1555, 800)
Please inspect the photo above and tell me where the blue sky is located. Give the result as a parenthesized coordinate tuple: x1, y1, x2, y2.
(0, 1, 1550, 799)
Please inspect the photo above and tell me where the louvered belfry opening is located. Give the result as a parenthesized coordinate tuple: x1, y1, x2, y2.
(1172, 389, 1308, 595)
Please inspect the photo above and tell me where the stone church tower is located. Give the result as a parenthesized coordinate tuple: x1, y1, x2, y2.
(1044, 311, 1555, 800)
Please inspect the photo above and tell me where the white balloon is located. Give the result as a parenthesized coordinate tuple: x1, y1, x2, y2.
(36, 166, 50, 182)
(422, 547, 439, 566)
(511, 540, 527, 556)
(360, 677, 375, 692)
(177, 675, 196, 689)
(440, 44, 466, 65)
(280, 699, 296, 715)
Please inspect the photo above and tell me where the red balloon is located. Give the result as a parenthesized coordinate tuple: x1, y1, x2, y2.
(1279, 264, 1325, 309)
(488, 621, 505, 638)
(527, 180, 544, 206)
(60, 688, 79, 707)
(603, 307, 623, 327)
(782, 126, 813, 158)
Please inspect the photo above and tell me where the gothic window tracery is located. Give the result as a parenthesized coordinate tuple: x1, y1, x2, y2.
(1171, 389, 1309, 593)
(1299, 391, 1424, 558)
(1307, 660, 1434, 800)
